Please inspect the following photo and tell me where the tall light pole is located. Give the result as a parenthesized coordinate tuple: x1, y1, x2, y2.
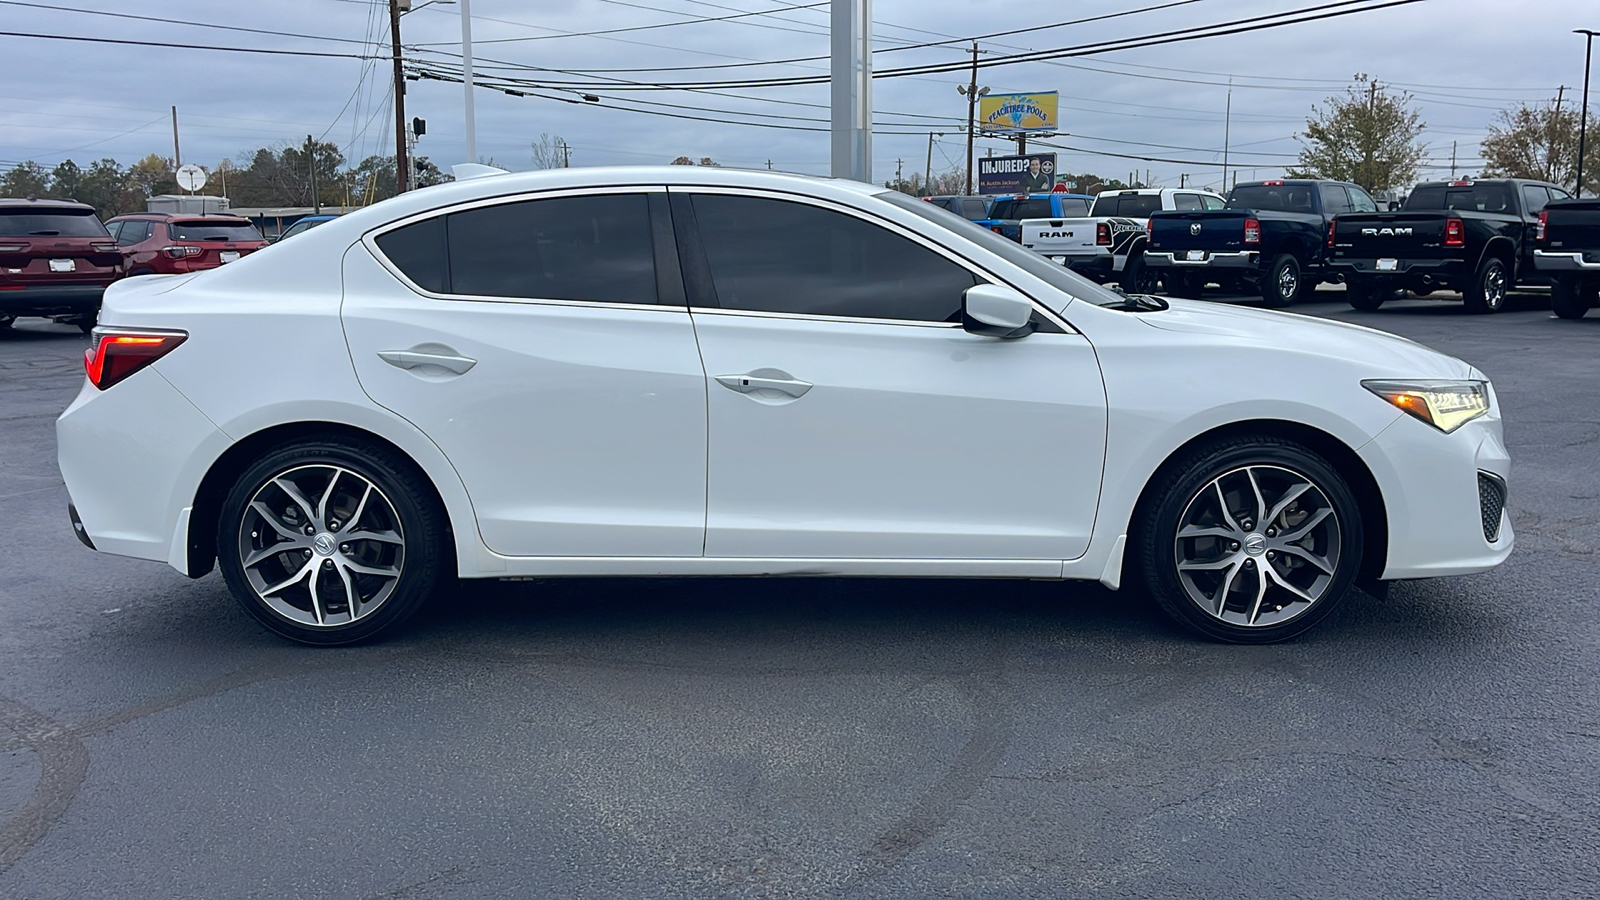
(829, 0, 871, 182)
(461, 0, 476, 164)
(1577, 29, 1596, 197)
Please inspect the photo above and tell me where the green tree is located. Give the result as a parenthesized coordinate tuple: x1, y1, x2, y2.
(1288, 74, 1425, 192)
(127, 154, 180, 198)
(50, 160, 83, 200)
(1481, 99, 1600, 194)
(1, 161, 53, 198)
(76, 158, 136, 217)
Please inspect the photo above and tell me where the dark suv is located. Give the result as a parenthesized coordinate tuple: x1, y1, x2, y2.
(105, 213, 268, 276)
(0, 198, 124, 332)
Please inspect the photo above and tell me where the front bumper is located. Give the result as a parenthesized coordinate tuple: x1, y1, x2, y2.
(1532, 250, 1600, 272)
(0, 283, 109, 316)
(1142, 250, 1259, 269)
(1358, 403, 1513, 579)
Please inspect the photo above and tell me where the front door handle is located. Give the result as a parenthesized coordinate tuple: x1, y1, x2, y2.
(378, 348, 477, 375)
(715, 372, 812, 399)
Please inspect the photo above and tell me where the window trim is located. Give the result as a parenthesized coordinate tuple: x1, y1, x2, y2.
(361, 184, 682, 313)
(666, 185, 1075, 333)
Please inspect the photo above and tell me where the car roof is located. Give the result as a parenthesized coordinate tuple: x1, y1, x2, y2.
(108, 212, 252, 221)
(0, 197, 98, 212)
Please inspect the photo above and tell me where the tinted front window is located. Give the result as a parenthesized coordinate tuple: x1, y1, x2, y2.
(988, 197, 1053, 220)
(1319, 184, 1352, 214)
(1172, 194, 1203, 212)
(0, 209, 108, 237)
(446, 194, 656, 304)
(1228, 184, 1316, 213)
(1348, 187, 1378, 213)
(168, 220, 264, 241)
(691, 194, 977, 322)
(114, 220, 151, 245)
(1201, 195, 1226, 210)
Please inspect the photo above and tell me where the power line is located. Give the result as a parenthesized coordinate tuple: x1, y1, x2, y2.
(413, 0, 829, 46)
(0, 31, 382, 59)
(0, 1, 378, 46)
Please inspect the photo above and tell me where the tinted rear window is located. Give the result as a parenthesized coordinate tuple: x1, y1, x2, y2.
(1404, 184, 1515, 213)
(0, 209, 108, 237)
(168, 220, 263, 241)
(374, 216, 449, 293)
(988, 197, 1054, 220)
(1090, 194, 1162, 217)
(1227, 184, 1317, 213)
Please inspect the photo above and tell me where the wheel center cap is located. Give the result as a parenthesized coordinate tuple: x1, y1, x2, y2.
(1243, 533, 1268, 556)
(312, 533, 338, 557)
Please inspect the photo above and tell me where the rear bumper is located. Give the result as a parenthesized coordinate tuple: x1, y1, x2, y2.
(0, 283, 109, 315)
(1047, 253, 1118, 278)
(1532, 250, 1600, 272)
(1142, 250, 1259, 269)
(1328, 257, 1470, 281)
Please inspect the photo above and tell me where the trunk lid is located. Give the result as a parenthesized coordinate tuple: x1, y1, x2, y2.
(164, 218, 268, 268)
(0, 205, 122, 288)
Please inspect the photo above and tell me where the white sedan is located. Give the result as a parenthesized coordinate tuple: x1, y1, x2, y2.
(57, 167, 1511, 645)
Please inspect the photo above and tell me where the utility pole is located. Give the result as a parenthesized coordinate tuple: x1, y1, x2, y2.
(894, 157, 904, 188)
(1451, 141, 1458, 179)
(1551, 85, 1567, 184)
(390, 0, 408, 194)
(962, 43, 980, 194)
(1578, 31, 1597, 197)
(171, 106, 181, 169)
(1222, 79, 1232, 192)
(766, 159, 773, 170)
(561, 139, 571, 168)
(461, 0, 476, 165)
(307, 135, 320, 214)
(1179, 173, 1187, 188)
(1364, 78, 1378, 190)
(924, 132, 935, 195)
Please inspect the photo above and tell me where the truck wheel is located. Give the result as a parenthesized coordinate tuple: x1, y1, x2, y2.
(1121, 251, 1161, 294)
(1462, 255, 1509, 314)
(1260, 254, 1302, 307)
(0, 315, 14, 330)
(1169, 272, 1205, 300)
(1346, 281, 1385, 311)
(1551, 275, 1595, 320)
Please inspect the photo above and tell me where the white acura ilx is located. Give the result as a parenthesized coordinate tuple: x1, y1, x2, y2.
(57, 167, 1511, 644)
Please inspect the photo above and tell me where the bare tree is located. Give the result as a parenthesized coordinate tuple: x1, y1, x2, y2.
(530, 133, 565, 169)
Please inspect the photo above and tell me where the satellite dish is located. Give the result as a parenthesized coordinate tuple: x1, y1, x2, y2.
(176, 164, 208, 192)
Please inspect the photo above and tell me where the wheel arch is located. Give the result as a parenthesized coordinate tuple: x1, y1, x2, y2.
(1123, 418, 1388, 586)
(182, 421, 462, 579)
(1475, 236, 1516, 273)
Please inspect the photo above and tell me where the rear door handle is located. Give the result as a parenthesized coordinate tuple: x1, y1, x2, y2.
(378, 349, 477, 375)
(715, 373, 812, 399)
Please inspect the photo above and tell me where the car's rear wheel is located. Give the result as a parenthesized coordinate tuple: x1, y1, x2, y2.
(1133, 436, 1363, 643)
(1260, 253, 1303, 307)
(1462, 255, 1508, 314)
(1551, 275, 1595, 320)
(1169, 271, 1205, 299)
(216, 438, 449, 645)
(1121, 250, 1161, 295)
(1346, 280, 1385, 311)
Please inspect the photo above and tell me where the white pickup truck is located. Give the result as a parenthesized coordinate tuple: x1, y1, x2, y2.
(1020, 188, 1225, 293)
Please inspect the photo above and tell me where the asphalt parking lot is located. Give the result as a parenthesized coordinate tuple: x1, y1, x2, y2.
(1, 289, 1597, 899)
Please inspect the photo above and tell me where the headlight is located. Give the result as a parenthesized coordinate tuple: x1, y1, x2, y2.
(1362, 379, 1490, 433)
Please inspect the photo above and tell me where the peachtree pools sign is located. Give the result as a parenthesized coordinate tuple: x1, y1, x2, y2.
(978, 91, 1059, 134)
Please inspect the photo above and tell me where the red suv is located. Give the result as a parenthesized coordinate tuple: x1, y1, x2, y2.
(105, 213, 268, 277)
(0, 198, 124, 332)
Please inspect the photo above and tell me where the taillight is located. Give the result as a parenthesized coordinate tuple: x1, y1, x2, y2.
(83, 329, 188, 390)
(1243, 217, 1261, 244)
(1536, 210, 1548, 242)
(1327, 218, 1337, 247)
(1444, 217, 1465, 247)
(91, 242, 119, 253)
(1096, 222, 1111, 246)
(162, 246, 204, 259)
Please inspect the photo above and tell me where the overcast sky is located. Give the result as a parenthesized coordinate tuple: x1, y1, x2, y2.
(1, 0, 1594, 193)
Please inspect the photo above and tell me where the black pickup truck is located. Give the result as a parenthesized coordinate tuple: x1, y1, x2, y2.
(1532, 197, 1600, 319)
(1328, 178, 1569, 313)
(1144, 179, 1376, 306)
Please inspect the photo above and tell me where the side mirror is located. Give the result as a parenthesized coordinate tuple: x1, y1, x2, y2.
(961, 283, 1035, 338)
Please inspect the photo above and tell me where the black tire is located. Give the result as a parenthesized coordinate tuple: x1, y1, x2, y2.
(216, 437, 451, 645)
(1461, 254, 1509, 314)
(1169, 271, 1205, 300)
(1260, 253, 1303, 307)
(1132, 435, 1364, 644)
(1551, 275, 1595, 320)
(1121, 249, 1162, 295)
(1346, 280, 1385, 311)
(71, 314, 96, 334)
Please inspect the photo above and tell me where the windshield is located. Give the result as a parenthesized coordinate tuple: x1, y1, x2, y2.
(1227, 184, 1316, 213)
(1404, 184, 1515, 213)
(0, 209, 108, 237)
(879, 190, 1130, 309)
(168, 219, 263, 242)
(1090, 193, 1162, 217)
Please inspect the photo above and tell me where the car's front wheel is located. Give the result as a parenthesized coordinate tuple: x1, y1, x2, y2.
(216, 438, 450, 645)
(1133, 436, 1364, 643)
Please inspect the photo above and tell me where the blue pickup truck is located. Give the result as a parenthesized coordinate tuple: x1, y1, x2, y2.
(977, 192, 1094, 242)
(1144, 179, 1378, 305)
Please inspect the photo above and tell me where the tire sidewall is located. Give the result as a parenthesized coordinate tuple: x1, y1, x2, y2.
(1137, 438, 1364, 643)
(216, 440, 446, 645)
(1261, 254, 1301, 306)
(1551, 275, 1591, 319)
(1465, 256, 1507, 313)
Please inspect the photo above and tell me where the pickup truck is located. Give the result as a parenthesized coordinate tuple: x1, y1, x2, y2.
(1020, 187, 1225, 293)
(1328, 178, 1569, 313)
(1144, 179, 1376, 305)
(1533, 196, 1600, 319)
(977, 192, 1093, 242)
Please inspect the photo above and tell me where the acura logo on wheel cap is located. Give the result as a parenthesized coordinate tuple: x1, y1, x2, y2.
(313, 533, 338, 556)
(1244, 533, 1267, 555)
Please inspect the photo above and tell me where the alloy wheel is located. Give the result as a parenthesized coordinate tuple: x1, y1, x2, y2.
(237, 464, 405, 627)
(1173, 464, 1341, 627)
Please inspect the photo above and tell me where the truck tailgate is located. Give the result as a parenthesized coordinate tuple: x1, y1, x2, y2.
(1147, 210, 1251, 252)
(1543, 200, 1600, 258)
(1333, 213, 1449, 259)
(1020, 217, 1100, 256)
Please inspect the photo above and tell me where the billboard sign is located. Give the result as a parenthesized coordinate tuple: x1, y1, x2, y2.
(977, 153, 1058, 195)
(978, 92, 1059, 134)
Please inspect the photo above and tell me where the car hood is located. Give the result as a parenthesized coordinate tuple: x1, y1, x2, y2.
(1138, 298, 1477, 379)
